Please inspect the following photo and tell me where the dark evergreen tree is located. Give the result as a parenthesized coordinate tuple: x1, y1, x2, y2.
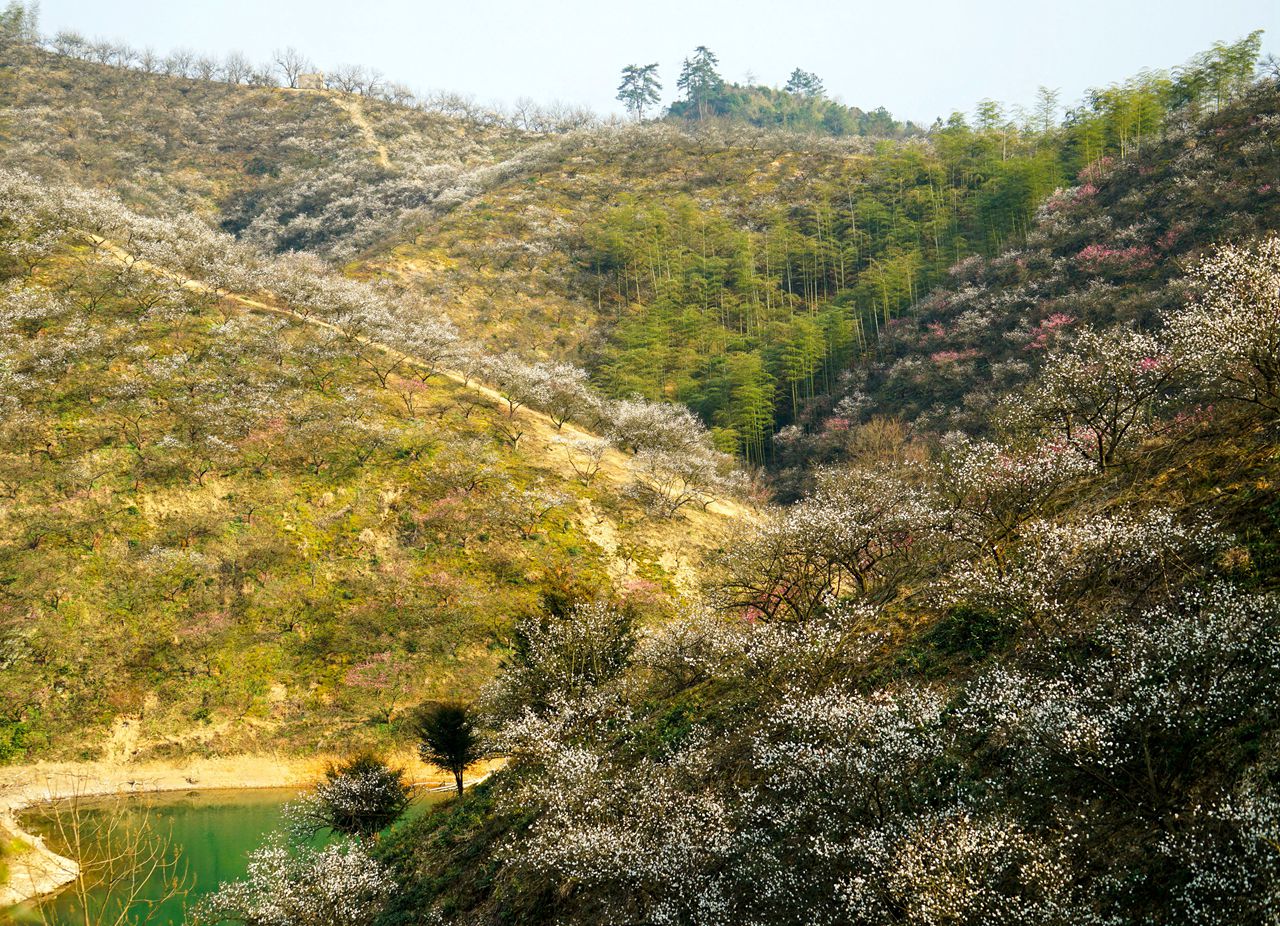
(414, 702, 483, 796)
(784, 68, 825, 98)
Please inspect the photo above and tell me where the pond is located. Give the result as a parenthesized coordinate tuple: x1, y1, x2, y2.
(3, 787, 445, 926)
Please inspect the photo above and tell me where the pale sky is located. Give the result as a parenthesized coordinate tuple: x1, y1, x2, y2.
(36, 0, 1280, 124)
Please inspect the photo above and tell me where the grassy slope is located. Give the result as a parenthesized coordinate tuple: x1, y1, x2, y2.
(0, 224, 742, 765)
(0, 48, 750, 763)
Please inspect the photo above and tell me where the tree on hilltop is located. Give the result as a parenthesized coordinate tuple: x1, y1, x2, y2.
(784, 67, 825, 98)
(273, 46, 313, 89)
(677, 46, 723, 121)
(617, 63, 662, 121)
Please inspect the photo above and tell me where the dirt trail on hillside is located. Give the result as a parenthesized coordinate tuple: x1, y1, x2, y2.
(88, 236, 755, 526)
(283, 85, 392, 169)
(326, 93, 393, 169)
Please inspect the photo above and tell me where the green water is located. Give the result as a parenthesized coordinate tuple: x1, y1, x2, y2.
(3, 788, 444, 926)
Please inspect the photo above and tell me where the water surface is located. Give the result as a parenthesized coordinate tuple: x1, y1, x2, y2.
(4, 787, 444, 925)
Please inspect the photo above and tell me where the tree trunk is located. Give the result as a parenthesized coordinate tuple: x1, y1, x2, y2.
(454, 768, 464, 796)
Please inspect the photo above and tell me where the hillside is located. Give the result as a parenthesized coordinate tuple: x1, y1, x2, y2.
(4, 36, 1265, 467)
(780, 79, 1280, 457)
(3, 11, 1280, 924)
(361, 35, 1266, 465)
(0, 43, 531, 257)
(0, 170, 747, 764)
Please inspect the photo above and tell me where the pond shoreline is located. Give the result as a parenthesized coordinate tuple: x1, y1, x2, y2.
(0, 752, 502, 907)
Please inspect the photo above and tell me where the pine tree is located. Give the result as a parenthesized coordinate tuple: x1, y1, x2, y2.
(616, 63, 662, 121)
(414, 702, 483, 796)
(784, 68, 825, 99)
(677, 46, 723, 121)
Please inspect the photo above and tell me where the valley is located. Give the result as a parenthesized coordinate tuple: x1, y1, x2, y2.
(2, 4, 1280, 923)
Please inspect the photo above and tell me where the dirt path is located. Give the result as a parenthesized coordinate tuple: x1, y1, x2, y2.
(326, 93, 392, 169)
(88, 236, 755, 525)
(0, 752, 504, 906)
(283, 86, 392, 169)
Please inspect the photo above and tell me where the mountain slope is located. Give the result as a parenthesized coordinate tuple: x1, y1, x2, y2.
(366, 136, 1280, 926)
(11, 37, 1254, 467)
(0, 172, 746, 762)
(813, 79, 1280, 442)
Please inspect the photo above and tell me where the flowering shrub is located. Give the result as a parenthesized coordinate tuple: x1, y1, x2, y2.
(287, 754, 412, 840)
(194, 837, 394, 926)
(928, 348, 980, 365)
(939, 507, 1226, 632)
(1025, 311, 1075, 350)
(1075, 243, 1155, 275)
(485, 600, 636, 719)
(1159, 786, 1280, 925)
(505, 730, 736, 926)
(1011, 326, 1181, 470)
(715, 466, 941, 620)
(635, 604, 883, 692)
(839, 809, 1089, 926)
(934, 434, 1091, 564)
(958, 583, 1280, 833)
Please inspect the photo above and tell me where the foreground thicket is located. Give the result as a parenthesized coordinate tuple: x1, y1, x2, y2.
(376, 232, 1280, 924)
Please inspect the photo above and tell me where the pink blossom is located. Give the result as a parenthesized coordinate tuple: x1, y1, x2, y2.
(1028, 313, 1076, 350)
(930, 349, 979, 365)
(1157, 226, 1186, 251)
(1077, 156, 1115, 183)
(1076, 244, 1155, 274)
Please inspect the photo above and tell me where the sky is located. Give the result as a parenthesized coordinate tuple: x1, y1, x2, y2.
(35, 0, 1280, 124)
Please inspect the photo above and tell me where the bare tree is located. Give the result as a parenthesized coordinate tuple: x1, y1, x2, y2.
(273, 46, 312, 89)
(50, 29, 86, 58)
(194, 54, 219, 82)
(162, 48, 193, 78)
(566, 437, 610, 486)
(326, 64, 366, 94)
(222, 51, 253, 85)
(136, 47, 159, 74)
(21, 777, 189, 926)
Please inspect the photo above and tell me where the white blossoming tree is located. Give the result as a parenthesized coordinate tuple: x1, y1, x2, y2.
(1013, 326, 1181, 470)
(1168, 235, 1280, 416)
(194, 837, 394, 926)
